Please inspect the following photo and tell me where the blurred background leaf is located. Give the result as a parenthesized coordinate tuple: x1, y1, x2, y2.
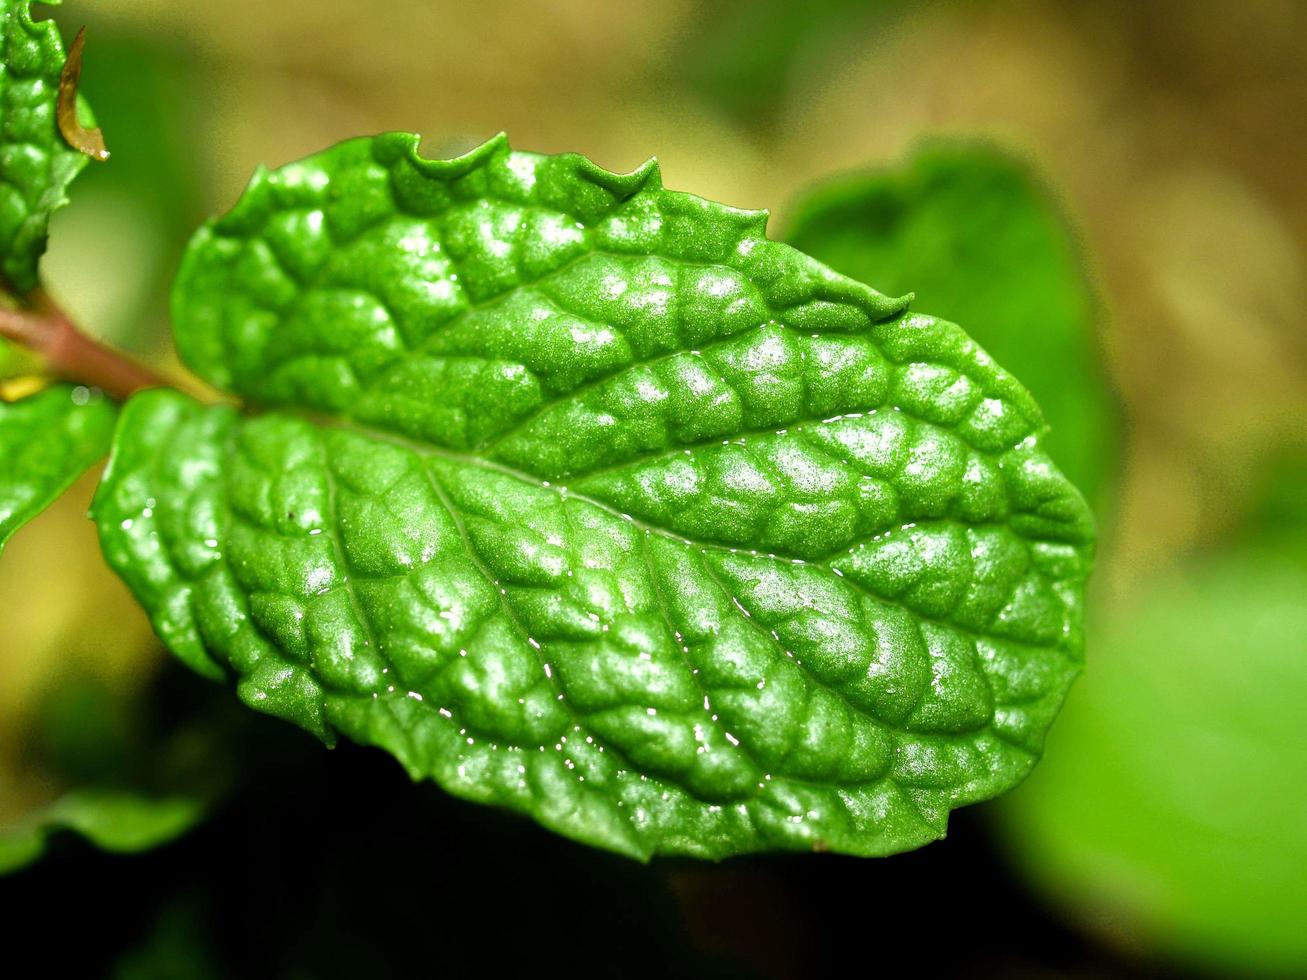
(1002, 537, 1307, 975)
(41, 28, 208, 360)
(0, 665, 237, 874)
(0, 788, 206, 873)
(681, 0, 923, 126)
(785, 141, 1116, 504)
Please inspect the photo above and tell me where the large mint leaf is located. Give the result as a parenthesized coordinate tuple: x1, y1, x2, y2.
(0, 0, 92, 293)
(787, 143, 1116, 503)
(95, 133, 1094, 859)
(0, 383, 114, 554)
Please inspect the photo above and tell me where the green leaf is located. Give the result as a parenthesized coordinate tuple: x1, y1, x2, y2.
(0, 0, 94, 294)
(787, 143, 1116, 503)
(0, 789, 206, 873)
(95, 133, 1094, 859)
(0, 383, 115, 555)
(0, 669, 241, 876)
(1002, 543, 1307, 975)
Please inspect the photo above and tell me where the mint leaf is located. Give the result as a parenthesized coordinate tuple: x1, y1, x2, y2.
(0, 789, 205, 873)
(95, 133, 1094, 859)
(0, 0, 94, 294)
(1003, 544, 1307, 975)
(0, 383, 114, 555)
(787, 143, 1115, 503)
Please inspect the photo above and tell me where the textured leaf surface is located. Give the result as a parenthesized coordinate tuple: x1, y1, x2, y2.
(787, 143, 1115, 502)
(0, 789, 205, 873)
(0, 383, 114, 555)
(1004, 544, 1307, 975)
(0, 0, 90, 293)
(97, 133, 1094, 859)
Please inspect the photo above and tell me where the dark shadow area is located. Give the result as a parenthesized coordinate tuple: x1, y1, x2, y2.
(0, 664, 1174, 980)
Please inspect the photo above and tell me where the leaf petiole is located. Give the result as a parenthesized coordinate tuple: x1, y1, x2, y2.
(0, 291, 164, 400)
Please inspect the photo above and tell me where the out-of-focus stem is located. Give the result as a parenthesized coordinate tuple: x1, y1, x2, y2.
(0, 294, 164, 401)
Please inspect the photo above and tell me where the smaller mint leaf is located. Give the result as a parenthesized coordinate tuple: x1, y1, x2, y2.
(0, 382, 115, 555)
(0, 0, 96, 293)
(0, 789, 206, 874)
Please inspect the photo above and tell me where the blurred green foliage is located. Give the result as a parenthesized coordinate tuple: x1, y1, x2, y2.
(1005, 540, 1307, 975)
(684, 0, 918, 124)
(42, 27, 205, 353)
(110, 897, 221, 980)
(0, 788, 206, 873)
(0, 675, 229, 873)
(1247, 450, 1307, 534)
(0, 342, 19, 378)
(786, 143, 1116, 504)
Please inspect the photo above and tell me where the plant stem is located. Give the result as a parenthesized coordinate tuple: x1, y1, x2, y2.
(0, 293, 165, 401)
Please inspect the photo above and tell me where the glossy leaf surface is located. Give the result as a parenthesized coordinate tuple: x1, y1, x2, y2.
(0, 383, 114, 555)
(96, 133, 1094, 858)
(0, 0, 91, 293)
(787, 143, 1115, 502)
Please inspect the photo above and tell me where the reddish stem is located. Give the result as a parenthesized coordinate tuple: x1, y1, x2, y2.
(0, 295, 165, 401)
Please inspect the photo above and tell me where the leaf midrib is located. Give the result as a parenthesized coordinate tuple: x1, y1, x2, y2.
(316, 411, 1073, 664)
(219, 404, 1015, 782)
(280, 424, 920, 819)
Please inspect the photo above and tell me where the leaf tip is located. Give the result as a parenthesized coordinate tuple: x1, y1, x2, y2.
(743, 207, 770, 235)
(401, 131, 509, 179)
(570, 152, 662, 198)
(632, 155, 662, 190)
